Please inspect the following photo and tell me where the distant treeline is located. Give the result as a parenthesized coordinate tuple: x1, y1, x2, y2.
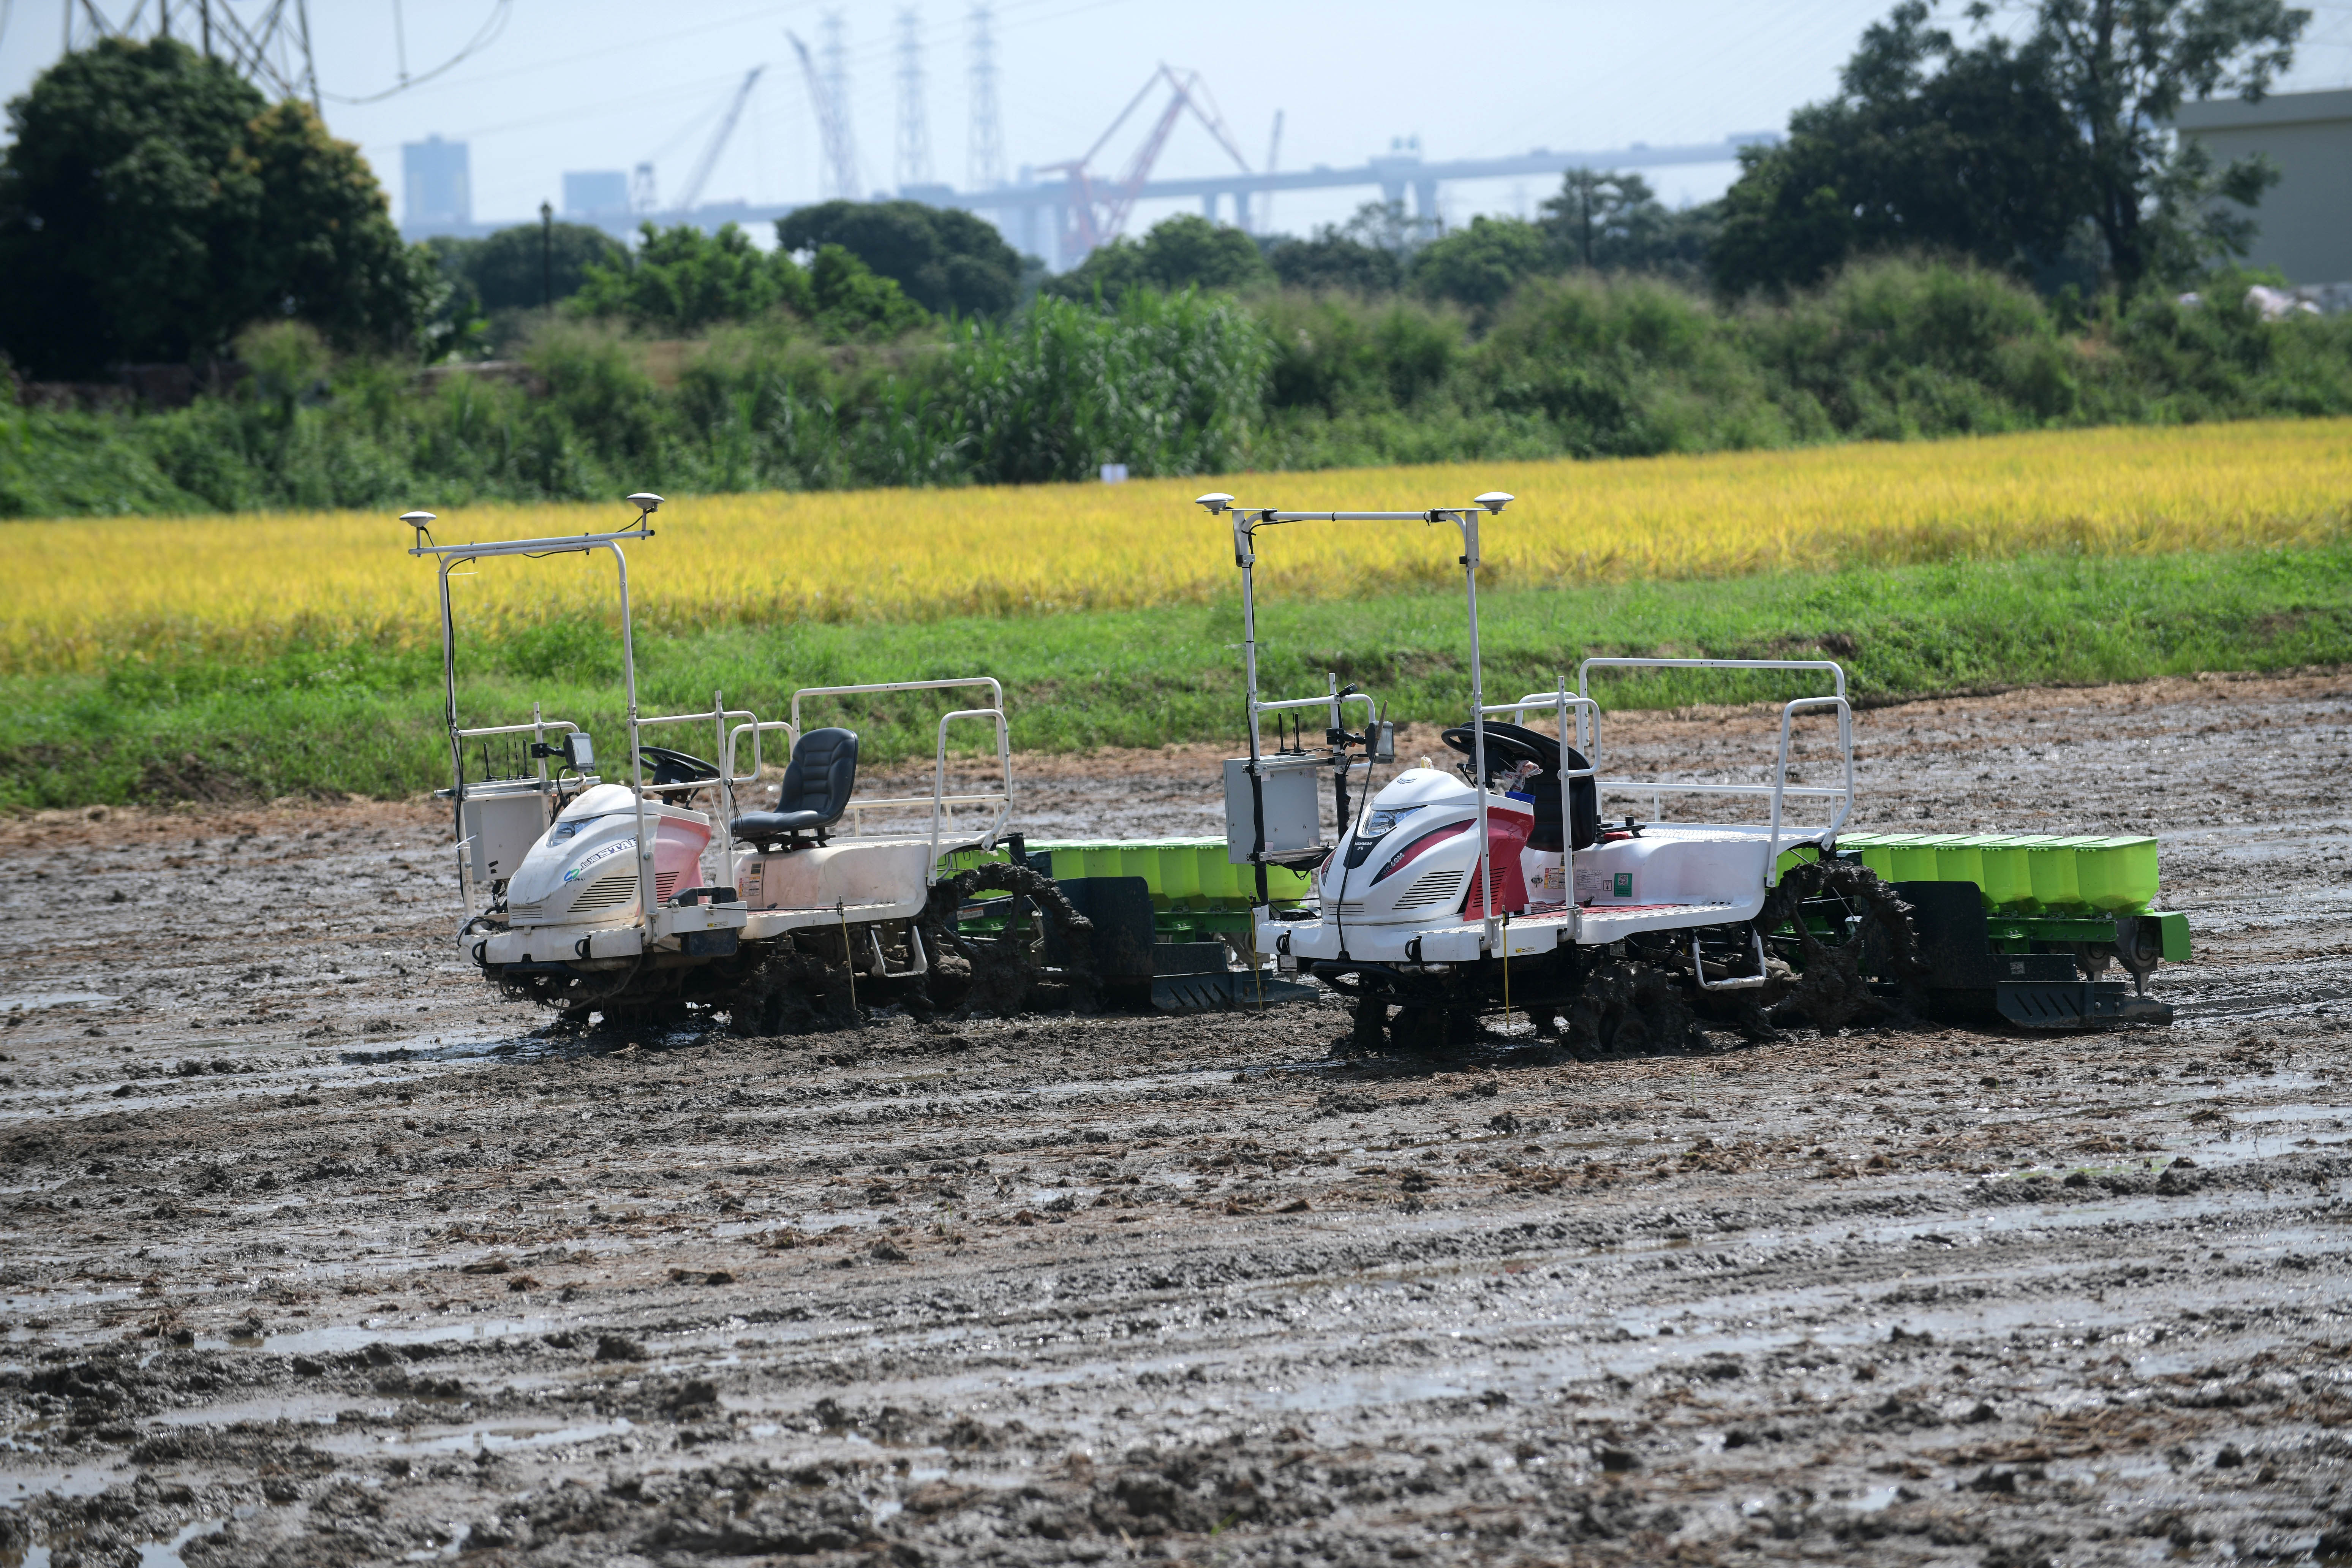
(2, 4, 2342, 518)
(8, 256, 2352, 517)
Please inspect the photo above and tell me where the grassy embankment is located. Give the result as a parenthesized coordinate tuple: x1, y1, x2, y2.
(9, 256, 2352, 517)
(5, 424, 2347, 809)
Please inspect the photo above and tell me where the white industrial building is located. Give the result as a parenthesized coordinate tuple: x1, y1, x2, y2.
(2175, 87, 2352, 297)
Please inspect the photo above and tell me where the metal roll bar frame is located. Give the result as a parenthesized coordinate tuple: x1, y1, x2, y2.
(787, 678, 1013, 884)
(1570, 657, 1854, 888)
(1198, 491, 1515, 953)
(411, 506, 669, 936)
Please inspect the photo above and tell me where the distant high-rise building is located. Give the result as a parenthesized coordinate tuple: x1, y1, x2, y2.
(403, 135, 472, 229)
(563, 171, 631, 220)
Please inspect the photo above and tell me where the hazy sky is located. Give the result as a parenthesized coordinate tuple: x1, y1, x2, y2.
(4, 0, 2350, 245)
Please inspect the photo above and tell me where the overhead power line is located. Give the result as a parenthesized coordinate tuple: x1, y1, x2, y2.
(322, 0, 511, 104)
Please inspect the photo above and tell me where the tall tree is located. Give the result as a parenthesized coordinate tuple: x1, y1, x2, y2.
(1541, 168, 1718, 280)
(572, 223, 815, 335)
(1544, 170, 1655, 269)
(2020, 0, 2306, 288)
(234, 101, 435, 347)
(0, 38, 428, 378)
(1043, 214, 1271, 306)
(1710, 0, 2307, 296)
(776, 199, 1025, 318)
(1410, 216, 1554, 311)
(446, 222, 630, 315)
(1266, 229, 1404, 294)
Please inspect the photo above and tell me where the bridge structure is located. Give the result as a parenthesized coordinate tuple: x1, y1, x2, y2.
(402, 136, 1779, 267)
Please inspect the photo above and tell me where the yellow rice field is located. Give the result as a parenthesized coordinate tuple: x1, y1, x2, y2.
(5, 418, 2348, 674)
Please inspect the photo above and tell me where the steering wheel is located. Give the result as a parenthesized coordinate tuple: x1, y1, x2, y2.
(637, 745, 721, 787)
(1440, 721, 1559, 777)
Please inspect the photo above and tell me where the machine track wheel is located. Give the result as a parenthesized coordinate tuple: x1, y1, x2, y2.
(498, 956, 655, 1027)
(921, 864, 1099, 1018)
(1565, 959, 1708, 1057)
(726, 943, 853, 1036)
(1383, 1004, 1482, 1054)
(1766, 860, 1924, 1032)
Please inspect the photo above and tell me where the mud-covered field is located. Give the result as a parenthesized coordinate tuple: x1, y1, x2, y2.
(3, 671, 2349, 1568)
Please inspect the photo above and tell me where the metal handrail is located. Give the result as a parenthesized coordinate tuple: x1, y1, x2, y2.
(1481, 687, 1600, 913)
(1577, 655, 1847, 698)
(452, 719, 579, 741)
(1496, 690, 1602, 782)
(786, 680, 1015, 874)
(927, 708, 1012, 880)
(1557, 658, 1853, 889)
(1767, 695, 1853, 884)
(1593, 781, 1848, 798)
(724, 719, 801, 785)
(637, 701, 756, 893)
(722, 719, 797, 891)
(790, 676, 1006, 733)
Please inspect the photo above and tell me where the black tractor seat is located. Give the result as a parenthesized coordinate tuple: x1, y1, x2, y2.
(731, 727, 859, 850)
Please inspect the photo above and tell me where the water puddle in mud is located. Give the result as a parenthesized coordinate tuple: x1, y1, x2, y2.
(368, 1416, 635, 1456)
(1, 1517, 230, 1568)
(187, 1314, 565, 1356)
(138, 1517, 225, 1568)
(2226, 1102, 2347, 1131)
(1, 993, 118, 1012)
(2, 1463, 119, 1503)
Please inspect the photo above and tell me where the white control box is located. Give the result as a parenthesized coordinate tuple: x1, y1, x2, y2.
(1223, 757, 1323, 865)
(461, 781, 552, 884)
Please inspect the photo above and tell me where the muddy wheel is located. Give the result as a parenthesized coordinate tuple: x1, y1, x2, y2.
(493, 956, 659, 1027)
(920, 864, 1098, 1018)
(1388, 1005, 1444, 1054)
(1565, 959, 1707, 1057)
(1765, 860, 1923, 1032)
(720, 937, 863, 1038)
(1345, 999, 1390, 1053)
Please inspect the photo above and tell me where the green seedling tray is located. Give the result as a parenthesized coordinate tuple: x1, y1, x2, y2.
(1838, 830, 2160, 915)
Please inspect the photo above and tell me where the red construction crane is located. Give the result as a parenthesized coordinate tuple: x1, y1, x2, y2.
(1038, 65, 1254, 263)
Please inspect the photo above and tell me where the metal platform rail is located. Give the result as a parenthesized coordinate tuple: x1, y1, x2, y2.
(1487, 682, 1603, 928)
(636, 694, 757, 895)
(787, 678, 1014, 880)
(1569, 658, 1854, 887)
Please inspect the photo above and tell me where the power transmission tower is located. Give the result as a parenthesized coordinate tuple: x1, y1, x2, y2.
(895, 8, 931, 191)
(967, 2, 1003, 190)
(820, 9, 861, 199)
(67, 0, 320, 109)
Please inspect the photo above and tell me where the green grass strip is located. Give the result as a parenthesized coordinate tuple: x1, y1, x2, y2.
(8, 543, 2346, 811)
